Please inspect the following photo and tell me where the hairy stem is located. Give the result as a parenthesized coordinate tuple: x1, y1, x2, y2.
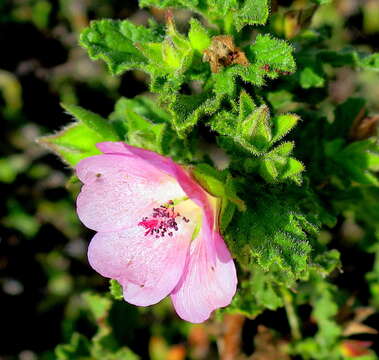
(281, 288, 301, 341)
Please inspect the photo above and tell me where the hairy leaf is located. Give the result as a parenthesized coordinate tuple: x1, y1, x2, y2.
(80, 19, 160, 75)
(234, 0, 270, 30)
(226, 186, 313, 279)
(168, 92, 222, 136)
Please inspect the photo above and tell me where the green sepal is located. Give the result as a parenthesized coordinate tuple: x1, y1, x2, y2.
(239, 90, 256, 120)
(211, 92, 304, 184)
(39, 104, 119, 166)
(272, 114, 301, 143)
(192, 163, 246, 232)
(109, 279, 123, 301)
(188, 18, 211, 53)
(245, 142, 305, 184)
(38, 123, 104, 167)
(192, 163, 245, 209)
(125, 108, 166, 153)
(211, 105, 274, 156)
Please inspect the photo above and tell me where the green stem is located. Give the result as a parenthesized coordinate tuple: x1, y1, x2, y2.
(281, 288, 301, 341)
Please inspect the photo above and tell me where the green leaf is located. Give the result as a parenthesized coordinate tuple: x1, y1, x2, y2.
(110, 96, 193, 160)
(80, 17, 197, 106)
(207, 0, 239, 17)
(311, 250, 341, 276)
(326, 138, 379, 187)
(168, 92, 222, 136)
(210, 34, 295, 97)
(127, 109, 166, 152)
(139, 0, 198, 9)
(80, 19, 160, 75)
(55, 333, 91, 360)
(292, 276, 342, 359)
(310, 0, 331, 4)
(329, 97, 366, 139)
(38, 123, 103, 166)
(227, 187, 312, 278)
(227, 266, 284, 317)
(62, 103, 119, 141)
(234, 0, 270, 30)
(367, 245, 379, 309)
(318, 49, 379, 71)
(211, 34, 296, 97)
(299, 66, 325, 89)
(139, 0, 268, 32)
(55, 292, 139, 360)
(83, 292, 112, 321)
(249, 34, 296, 78)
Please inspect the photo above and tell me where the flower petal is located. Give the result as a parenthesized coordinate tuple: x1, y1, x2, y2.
(87, 220, 194, 306)
(76, 154, 166, 185)
(170, 232, 237, 323)
(76, 157, 186, 232)
(97, 142, 211, 209)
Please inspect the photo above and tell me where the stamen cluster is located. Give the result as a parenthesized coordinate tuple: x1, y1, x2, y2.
(138, 200, 190, 238)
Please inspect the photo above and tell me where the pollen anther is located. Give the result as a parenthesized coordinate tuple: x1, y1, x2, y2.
(138, 200, 190, 238)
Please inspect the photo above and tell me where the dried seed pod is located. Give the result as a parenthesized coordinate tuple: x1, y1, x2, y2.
(203, 35, 249, 73)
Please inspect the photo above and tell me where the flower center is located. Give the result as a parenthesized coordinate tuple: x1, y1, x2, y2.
(138, 200, 190, 238)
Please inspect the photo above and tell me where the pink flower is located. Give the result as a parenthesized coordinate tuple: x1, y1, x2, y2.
(75, 142, 237, 323)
